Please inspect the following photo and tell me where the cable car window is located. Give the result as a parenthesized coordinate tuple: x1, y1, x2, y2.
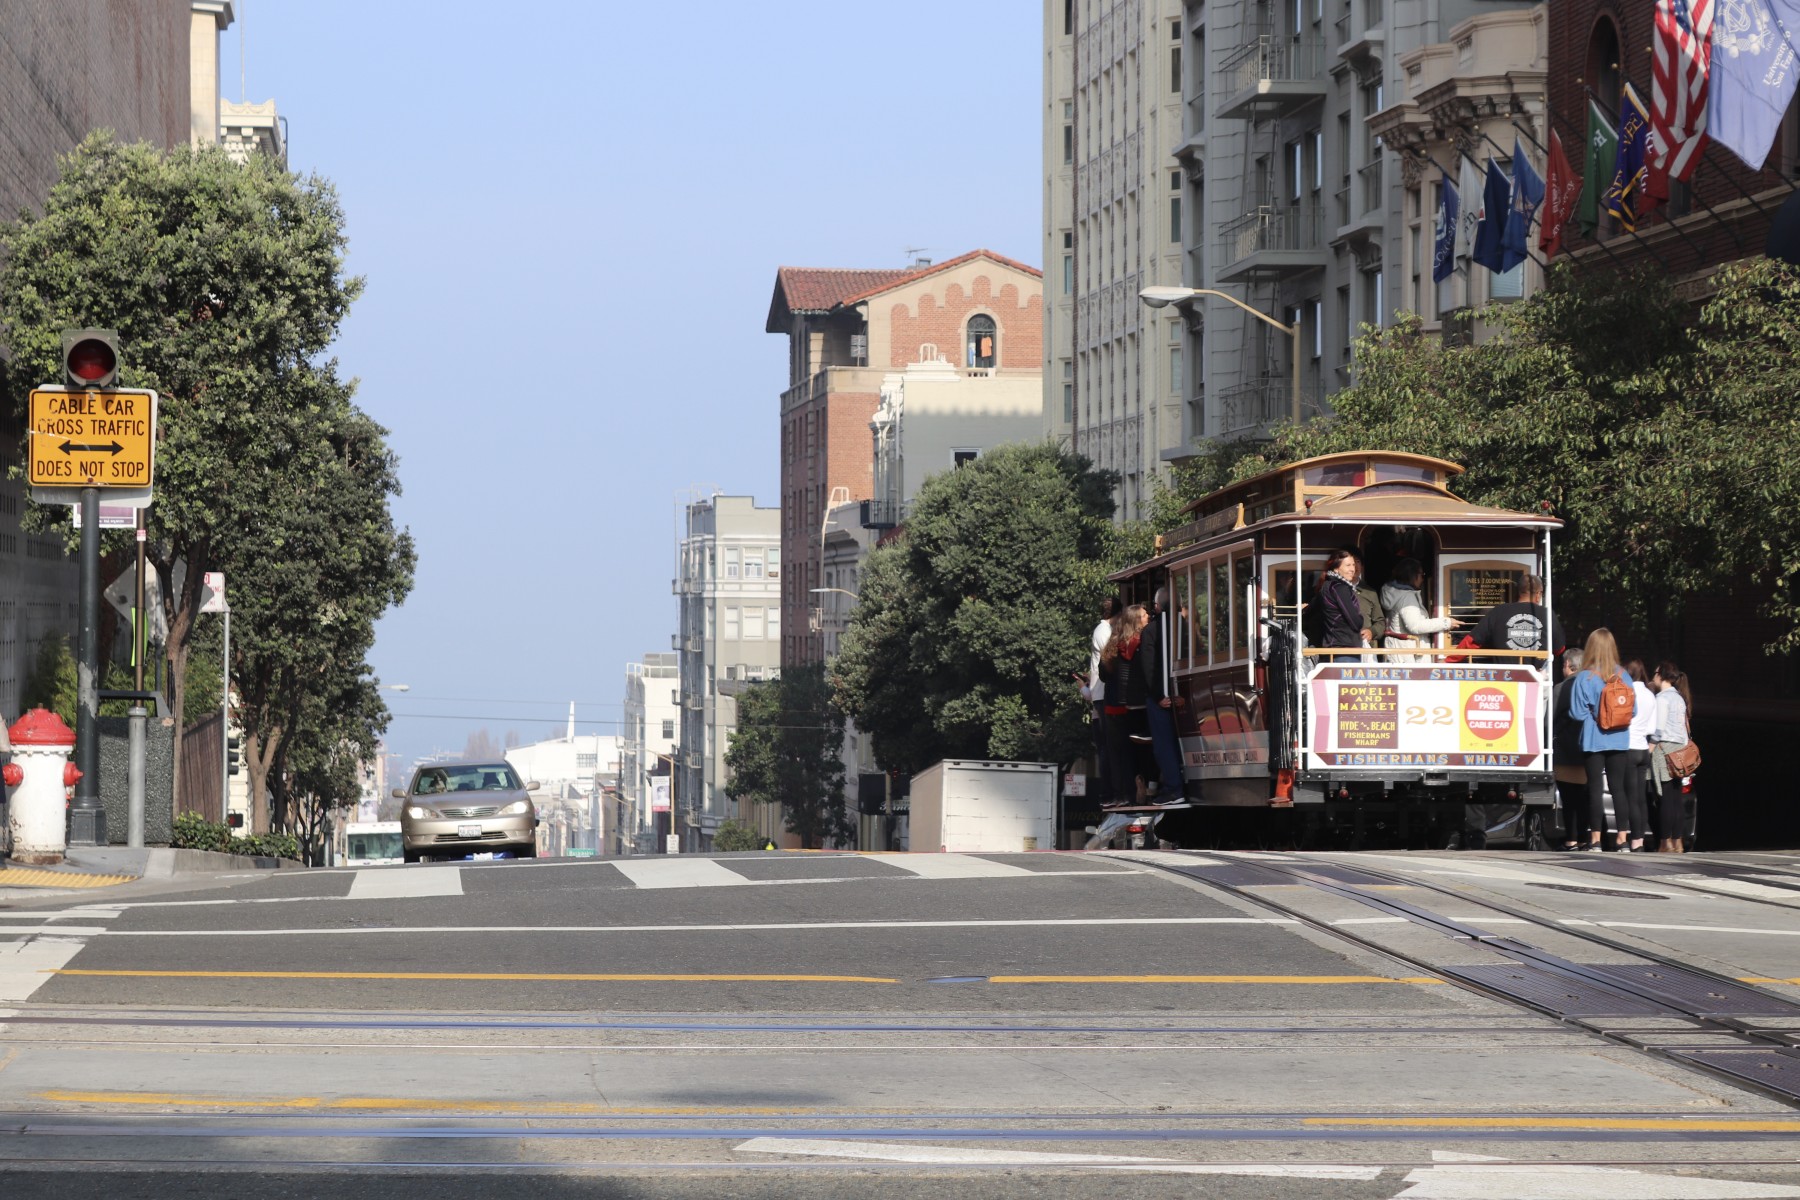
(1372, 461, 1440, 483)
(1195, 561, 1214, 666)
(1232, 555, 1254, 656)
(1212, 559, 1232, 658)
(1301, 462, 1367, 487)
(1270, 561, 1324, 623)
(1173, 569, 1192, 667)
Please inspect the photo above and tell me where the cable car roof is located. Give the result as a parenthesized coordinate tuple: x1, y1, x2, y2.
(1276, 480, 1562, 528)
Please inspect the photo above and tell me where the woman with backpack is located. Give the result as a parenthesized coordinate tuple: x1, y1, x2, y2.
(1566, 627, 1638, 851)
(1649, 661, 1694, 854)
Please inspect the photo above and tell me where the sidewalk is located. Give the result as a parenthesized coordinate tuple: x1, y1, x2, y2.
(0, 846, 303, 894)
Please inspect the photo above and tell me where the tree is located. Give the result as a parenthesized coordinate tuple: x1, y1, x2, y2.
(0, 133, 386, 803)
(832, 442, 1124, 776)
(1249, 260, 1800, 651)
(723, 664, 851, 849)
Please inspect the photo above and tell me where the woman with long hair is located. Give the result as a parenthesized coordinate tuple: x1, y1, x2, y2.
(1314, 549, 1368, 651)
(1620, 659, 1657, 853)
(1098, 604, 1150, 809)
(1649, 661, 1694, 853)
(1566, 628, 1637, 851)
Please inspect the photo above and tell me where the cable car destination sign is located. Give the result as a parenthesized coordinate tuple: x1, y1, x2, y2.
(28, 385, 158, 507)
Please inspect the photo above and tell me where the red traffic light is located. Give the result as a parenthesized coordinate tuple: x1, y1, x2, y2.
(66, 338, 115, 382)
(60, 329, 119, 388)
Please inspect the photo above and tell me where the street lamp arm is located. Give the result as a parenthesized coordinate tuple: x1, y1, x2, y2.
(1187, 288, 1295, 336)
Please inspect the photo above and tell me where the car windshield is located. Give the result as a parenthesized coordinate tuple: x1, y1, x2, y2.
(412, 764, 523, 795)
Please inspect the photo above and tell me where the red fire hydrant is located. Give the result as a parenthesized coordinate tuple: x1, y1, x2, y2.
(6, 708, 79, 865)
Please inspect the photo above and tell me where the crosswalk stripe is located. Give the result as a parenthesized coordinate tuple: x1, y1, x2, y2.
(347, 866, 463, 899)
(879, 855, 1037, 880)
(610, 859, 754, 890)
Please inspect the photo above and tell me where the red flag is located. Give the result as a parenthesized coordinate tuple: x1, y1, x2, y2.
(1649, 0, 1713, 199)
(1539, 128, 1579, 259)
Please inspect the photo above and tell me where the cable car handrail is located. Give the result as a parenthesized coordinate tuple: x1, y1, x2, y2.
(1300, 648, 1553, 660)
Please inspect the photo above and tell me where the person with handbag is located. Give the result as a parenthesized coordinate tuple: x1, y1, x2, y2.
(1567, 628, 1637, 851)
(1649, 661, 1696, 854)
(1620, 659, 1658, 854)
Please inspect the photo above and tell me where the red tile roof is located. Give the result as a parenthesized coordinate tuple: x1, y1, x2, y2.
(765, 251, 1042, 333)
(766, 267, 912, 332)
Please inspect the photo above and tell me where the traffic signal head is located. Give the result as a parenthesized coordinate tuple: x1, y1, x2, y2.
(227, 735, 242, 776)
(61, 329, 119, 389)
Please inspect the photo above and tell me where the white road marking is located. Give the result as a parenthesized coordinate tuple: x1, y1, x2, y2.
(882, 855, 1038, 880)
(1585, 922, 1800, 937)
(1400, 861, 1685, 898)
(1394, 1164, 1800, 1199)
(735, 1137, 1379, 1176)
(1668, 877, 1800, 906)
(1431, 1152, 1509, 1162)
(0, 912, 115, 921)
(0, 927, 109, 938)
(347, 866, 463, 900)
(611, 859, 757, 889)
(81, 915, 1300, 937)
(0, 935, 89, 1007)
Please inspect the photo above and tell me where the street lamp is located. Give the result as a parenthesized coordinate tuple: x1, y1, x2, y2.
(1140, 285, 1303, 427)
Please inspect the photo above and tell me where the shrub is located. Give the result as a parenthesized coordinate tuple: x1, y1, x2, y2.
(711, 819, 762, 853)
(171, 812, 300, 860)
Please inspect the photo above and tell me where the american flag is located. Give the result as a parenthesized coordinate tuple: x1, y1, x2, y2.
(1650, 0, 1714, 192)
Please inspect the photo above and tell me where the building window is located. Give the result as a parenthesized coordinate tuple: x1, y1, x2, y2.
(1064, 122, 1073, 164)
(576, 753, 597, 769)
(1311, 299, 1323, 359)
(1063, 254, 1073, 293)
(1171, 43, 1182, 93)
(966, 315, 997, 368)
(953, 450, 978, 468)
(1064, 383, 1074, 424)
(1170, 195, 1181, 243)
(768, 605, 780, 640)
(767, 546, 780, 577)
(724, 547, 740, 579)
(745, 608, 765, 640)
(744, 552, 764, 580)
(1170, 346, 1182, 395)
(661, 719, 674, 740)
(724, 606, 740, 641)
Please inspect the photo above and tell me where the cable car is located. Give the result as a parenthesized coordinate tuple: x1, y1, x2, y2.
(1106, 451, 1563, 848)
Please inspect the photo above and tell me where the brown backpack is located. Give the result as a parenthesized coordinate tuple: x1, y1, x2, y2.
(1597, 672, 1635, 732)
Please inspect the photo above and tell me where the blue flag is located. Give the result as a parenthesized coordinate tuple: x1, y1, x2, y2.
(1502, 139, 1545, 272)
(1604, 83, 1655, 231)
(1471, 158, 1511, 272)
(1706, 0, 1800, 171)
(1432, 172, 1458, 283)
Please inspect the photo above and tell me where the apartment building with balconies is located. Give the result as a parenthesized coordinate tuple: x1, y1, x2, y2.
(1042, 0, 1188, 518)
(621, 652, 679, 846)
(1167, 0, 1537, 445)
(673, 495, 782, 846)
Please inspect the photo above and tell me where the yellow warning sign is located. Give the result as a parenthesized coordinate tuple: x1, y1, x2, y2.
(28, 387, 156, 489)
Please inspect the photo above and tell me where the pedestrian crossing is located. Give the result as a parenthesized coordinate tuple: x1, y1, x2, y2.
(359, 853, 1127, 897)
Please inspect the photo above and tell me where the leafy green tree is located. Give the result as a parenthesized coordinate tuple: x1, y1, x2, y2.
(1249, 260, 1800, 651)
(723, 664, 850, 849)
(832, 442, 1123, 776)
(0, 133, 403, 806)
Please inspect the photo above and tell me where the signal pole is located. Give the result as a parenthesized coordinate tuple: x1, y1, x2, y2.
(70, 485, 104, 845)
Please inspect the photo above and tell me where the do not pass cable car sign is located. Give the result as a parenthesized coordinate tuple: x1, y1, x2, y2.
(28, 385, 158, 506)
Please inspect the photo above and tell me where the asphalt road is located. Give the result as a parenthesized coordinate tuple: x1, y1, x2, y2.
(2, 847, 1799, 1199)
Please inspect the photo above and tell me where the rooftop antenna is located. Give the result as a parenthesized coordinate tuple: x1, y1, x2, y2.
(903, 246, 933, 267)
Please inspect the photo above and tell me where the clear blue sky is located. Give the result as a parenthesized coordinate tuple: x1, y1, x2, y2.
(232, 2, 1042, 765)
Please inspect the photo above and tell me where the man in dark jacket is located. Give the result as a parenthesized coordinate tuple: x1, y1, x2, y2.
(1140, 586, 1189, 805)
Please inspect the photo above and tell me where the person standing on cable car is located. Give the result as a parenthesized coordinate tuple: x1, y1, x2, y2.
(1140, 586, 1188, 806)
(1098, 604, 1150, 809)
(1315, 549, 1368, 653)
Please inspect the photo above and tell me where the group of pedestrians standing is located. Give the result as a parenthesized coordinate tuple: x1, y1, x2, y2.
(1080, 592, 1187, 810)
(1556, 628, 1695, 853)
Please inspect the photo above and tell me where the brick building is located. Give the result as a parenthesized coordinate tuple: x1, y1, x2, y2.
(766, 251, 1043, 667)
(0, 0, 202, 721)
(1547, 2, 1800, 845)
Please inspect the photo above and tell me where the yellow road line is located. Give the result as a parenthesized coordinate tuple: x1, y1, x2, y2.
(986, 974, 1444, 985)
(35, 1090, 823, 1115)
(50, 969, 898, 983)
(0, 869, 135, 888)
(1306, 1116, 1800, 1132)
(1740, 977, 1800, 985)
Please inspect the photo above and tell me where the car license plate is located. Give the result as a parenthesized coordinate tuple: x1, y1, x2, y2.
(458, 823, 482, 838)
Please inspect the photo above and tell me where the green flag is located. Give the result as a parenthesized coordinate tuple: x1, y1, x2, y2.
(1577, 99, 1617, 238)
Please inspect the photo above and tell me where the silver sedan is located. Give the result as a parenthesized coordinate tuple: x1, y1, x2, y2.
(394, 761, 540, 863)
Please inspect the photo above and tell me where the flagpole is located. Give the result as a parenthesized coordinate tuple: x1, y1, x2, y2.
(1584, 83, 1773, 238)
(1550, 91, 1697, 266)
(1465, 132, 1554, 274)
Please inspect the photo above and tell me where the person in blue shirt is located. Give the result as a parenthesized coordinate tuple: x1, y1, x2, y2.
(1566, 627, 1637, 851)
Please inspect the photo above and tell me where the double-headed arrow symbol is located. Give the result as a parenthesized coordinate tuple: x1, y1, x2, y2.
(58, 439, 123, 455)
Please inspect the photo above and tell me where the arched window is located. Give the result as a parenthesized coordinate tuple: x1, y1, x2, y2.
(1586, 16, 1622, 120)
(966, 315, 997, 368)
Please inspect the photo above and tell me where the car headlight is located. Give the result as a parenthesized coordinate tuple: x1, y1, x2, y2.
(406, 805, 439, 820)
(500, 800, 533, 816)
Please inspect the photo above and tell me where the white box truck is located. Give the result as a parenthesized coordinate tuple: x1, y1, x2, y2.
(905, 760, 1057, 853)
